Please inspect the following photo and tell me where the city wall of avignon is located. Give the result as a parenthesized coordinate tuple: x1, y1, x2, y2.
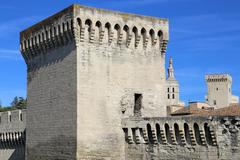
(0, 109, 26, 160)
(0, 109, 239, 160)
(122, 115, 240, 160)
(10, 3, 239, 160)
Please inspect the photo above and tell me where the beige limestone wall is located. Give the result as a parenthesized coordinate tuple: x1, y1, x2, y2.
(122, 116, 240, 160)
(74, 5, 169, 159)
(20, 4, 169, 160)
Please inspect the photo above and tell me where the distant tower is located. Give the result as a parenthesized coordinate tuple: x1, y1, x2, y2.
(168, 57, 175, 79)
(205, 74, 239, 108)
(166, 57, 181, 106)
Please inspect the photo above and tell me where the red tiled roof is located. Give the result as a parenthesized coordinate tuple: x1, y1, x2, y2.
(171, 104, 240, 116)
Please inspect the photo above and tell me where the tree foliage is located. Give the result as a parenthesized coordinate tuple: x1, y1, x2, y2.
(0, 97, 27, 112)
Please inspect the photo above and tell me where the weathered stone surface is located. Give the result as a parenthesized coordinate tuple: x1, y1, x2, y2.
(0, 109, 26, 160)
(19, 4, 169, 160)
(122, 116, 240, 160)
(0, 3, 236, 160)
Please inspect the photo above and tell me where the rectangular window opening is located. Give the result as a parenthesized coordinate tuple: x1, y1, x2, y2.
(134, 93, 142, 117)
(20, 113, 23, 121)
(9, 115, 12, 122)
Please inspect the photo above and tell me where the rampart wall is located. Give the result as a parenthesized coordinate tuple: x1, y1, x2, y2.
(0, 109, 26, 160)
(122, 116, 240, 160)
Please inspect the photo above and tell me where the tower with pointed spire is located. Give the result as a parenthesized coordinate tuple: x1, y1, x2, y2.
(167, 57, 175, 80)
(166, 57, 183, 107)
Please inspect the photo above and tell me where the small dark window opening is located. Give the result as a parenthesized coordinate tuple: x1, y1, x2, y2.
(167, 88, 170, 92)
(172, 88, 175, 92)
(172, 94, 175, 99)
(168, 94, 170, 99)
(134, 94, 142, 116)
(9, 115, 12, 122)
(20, 113, 23, 121)
(123, 128, 128, 142)
(214, 100, 217, 105)
(216, 88, 218, 91)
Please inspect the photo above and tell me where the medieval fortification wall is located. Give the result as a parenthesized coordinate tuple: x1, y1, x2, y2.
(0, 109, 26, 160)
(20, 4, 169, 160)
(0, 109, 239, 160)
(0, 3, 234, 160)
(122, 115, 240, 160)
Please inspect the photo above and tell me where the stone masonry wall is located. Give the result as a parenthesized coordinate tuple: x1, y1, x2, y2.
(0, 109, 26, 160)
(20, 4, 169, 160)
(122, 116, 240, 160)
(74, 5, 169, 159)
(20, 6, 78, 160)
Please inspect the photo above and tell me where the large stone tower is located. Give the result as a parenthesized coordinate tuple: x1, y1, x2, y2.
(20, 4, 169, 160)
(205, 74, 239, 108)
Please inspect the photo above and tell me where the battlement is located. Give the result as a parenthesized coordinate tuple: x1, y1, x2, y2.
(20, 5, 75, 64)
(0, 109, 26, 152)
(122, 116, 219, 146)
(20, 4, 169, 64)
(0, 109, 26, 132)
(205, 74, 232, 83)
(122, 116, 240, 159)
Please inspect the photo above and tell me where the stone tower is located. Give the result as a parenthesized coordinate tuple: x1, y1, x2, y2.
(20, 4, 169, 160)
(205, 74, 239, 108)
(166, 57, 181, 106)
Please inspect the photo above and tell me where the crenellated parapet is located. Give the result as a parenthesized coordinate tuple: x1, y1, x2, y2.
(0, 109, 26, 134)
(205, 74, 232, 83)
(123, 116, 240, 159)
(74, 5, 169, 53)
(122, 116, 218, 147)
(0, 109, 26, 150)
(74, 17, 168, 50)
(20, 4, 169, 64)
(20, 6, 75, 65)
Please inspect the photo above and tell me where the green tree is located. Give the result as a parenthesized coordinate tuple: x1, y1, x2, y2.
(16, 97, 27, 109)
(11, 96, 19, 107)
(11, 96, 27, 109)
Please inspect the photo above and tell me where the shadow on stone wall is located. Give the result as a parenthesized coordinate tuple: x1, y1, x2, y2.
(26, 135, 76, 160)
(9, 147, 25, 160)
(0, 129, 26, 160)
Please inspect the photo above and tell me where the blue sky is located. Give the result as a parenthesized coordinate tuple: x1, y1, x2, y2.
(0, 0, 239, 106)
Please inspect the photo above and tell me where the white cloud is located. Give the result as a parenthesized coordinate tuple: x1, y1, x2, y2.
(0, 49, 22, 60)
